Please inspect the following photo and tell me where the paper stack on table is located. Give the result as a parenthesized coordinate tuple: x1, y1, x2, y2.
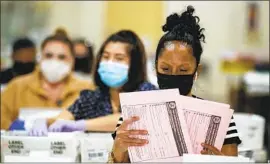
(1, 131, 116, 163)
(120, 89, 234, 163)
(18, 108, 62, 131)
(182, 154, 253, 163)
(79, 132, 114, 163)
(1, 132, 81, 162)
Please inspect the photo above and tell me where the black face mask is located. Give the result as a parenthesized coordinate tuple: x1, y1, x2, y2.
(74, 56, 90, 73)
(157, 72, 196, 96)
(13, 61, 36, 75)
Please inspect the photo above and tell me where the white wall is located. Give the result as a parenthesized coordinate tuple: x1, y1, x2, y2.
(47, 2, 80, 35)
(261, 1, 269, 50)
(77, 1, 106, 50)
(229, 1, 269, 50)
(47, 1, 105, 52)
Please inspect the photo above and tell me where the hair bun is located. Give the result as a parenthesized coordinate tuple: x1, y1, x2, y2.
(162, 5, 205, 43)
(54, 27, 68, 38)
(162, 5, 196, 33)
(162, 13, 182, 32)
(186, 5, 195, 15)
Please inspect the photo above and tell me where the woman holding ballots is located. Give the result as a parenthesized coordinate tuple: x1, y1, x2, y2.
(29, 30, 156, 135)
(110, 6, 242, 162)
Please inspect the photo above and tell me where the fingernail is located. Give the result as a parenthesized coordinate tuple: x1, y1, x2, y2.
(201, 143, 204, 146)
(133, 116, 140, 121)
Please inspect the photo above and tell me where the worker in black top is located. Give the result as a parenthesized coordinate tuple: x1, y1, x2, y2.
(0, 37, 36, 84)
(110, 6, 242, 163)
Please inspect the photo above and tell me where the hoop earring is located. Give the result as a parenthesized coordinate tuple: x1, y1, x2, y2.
(193, 82, 197, 94)
(193, 73, 198, 94)
(195, 72, 198, 81)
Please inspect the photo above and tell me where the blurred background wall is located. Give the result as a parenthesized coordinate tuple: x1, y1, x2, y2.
(1, 1, 269, 103)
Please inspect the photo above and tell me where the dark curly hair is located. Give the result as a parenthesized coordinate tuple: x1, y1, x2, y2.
(155, 5, 205, 69)
(12, 37, 35, 54)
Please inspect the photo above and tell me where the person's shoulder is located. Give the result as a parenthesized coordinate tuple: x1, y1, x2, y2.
(1, 67, 12, 74)
(0, 68, 13, 83)
(8, 72, 35, 86)
(79, 88, 102, 100)
(70, 76, 96, 90)
(79, 89, 96, 96)
(137, 82, 158, 91)
(1, 73, 34, 95)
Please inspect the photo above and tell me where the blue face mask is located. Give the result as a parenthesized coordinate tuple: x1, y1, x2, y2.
(98, 61, 129, 88)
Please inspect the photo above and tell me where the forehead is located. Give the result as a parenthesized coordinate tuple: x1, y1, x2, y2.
(14, 48, 36, 60)
(43, 41, 70, 54)
(74, 43, 87, 52)
(104, 41, 129, 54)
(15, 47, 36, 55)
(158, 41, 195, 65)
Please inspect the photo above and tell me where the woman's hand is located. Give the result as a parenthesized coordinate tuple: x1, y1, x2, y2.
(114, 116, 149, 152)
(28, 119, 48, 136)
(112, 116, 148, 162)
(48, 120, 86, 132)
(200, 143, 224, 155)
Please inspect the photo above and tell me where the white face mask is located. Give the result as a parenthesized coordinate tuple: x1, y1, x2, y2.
(40, 59, 71, 83)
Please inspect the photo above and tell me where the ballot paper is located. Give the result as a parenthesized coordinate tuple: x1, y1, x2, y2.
(18, 108, 62, 131)
(120, 89, 193, 162)
(80, 133, 114, 162)
(178, 95, 233, 153)
(120, 89, 234, 163)
(182, 154, 252, 163)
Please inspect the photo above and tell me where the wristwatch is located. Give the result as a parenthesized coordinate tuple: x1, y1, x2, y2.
(107, 151, 115, 163)
(107, 150, 130, 163)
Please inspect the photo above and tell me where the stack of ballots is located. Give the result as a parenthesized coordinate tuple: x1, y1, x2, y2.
(79, 132, 114, 162)
(120, 89, 252, 162)
(1, 131, 81, 162)
(1, 131, 114, 163)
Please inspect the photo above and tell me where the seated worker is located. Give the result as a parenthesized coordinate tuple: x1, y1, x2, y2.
(0, 37, 36, 84)
(29, 30, 157, 136)
(110, 6, 242, 162)
(73, 38, 95, 75)
(1, 30, 94, 130)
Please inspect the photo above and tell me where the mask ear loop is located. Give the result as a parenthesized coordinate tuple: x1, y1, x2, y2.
(194, 72, 198, 81)
(193, 72, 198, 94)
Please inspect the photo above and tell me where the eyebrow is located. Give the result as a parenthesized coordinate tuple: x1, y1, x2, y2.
(44, 52, 64, 56)
(103, 50, 126, 56)
(180, 63, 191, 67)
(160, 61, 191, 67)
(103, 50, 110, 54)
(160, 61, 170, 66)
(44, 49, 65, 54)
(115, 53, 127, 57)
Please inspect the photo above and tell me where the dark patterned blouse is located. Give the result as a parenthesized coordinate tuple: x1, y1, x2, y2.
(68, 82, 157, 120)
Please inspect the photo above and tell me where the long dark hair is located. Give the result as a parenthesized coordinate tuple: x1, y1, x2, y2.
(94, 30, 147, 92)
